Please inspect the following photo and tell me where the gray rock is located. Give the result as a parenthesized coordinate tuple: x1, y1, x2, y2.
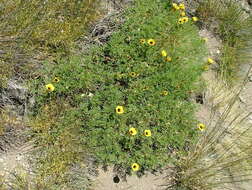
(7, 80, 27, 101)
(240, 0, 251, 13)
(0, 79, 34, 117)
(1, 80, 27, 105)
(173, 0, 184, 3)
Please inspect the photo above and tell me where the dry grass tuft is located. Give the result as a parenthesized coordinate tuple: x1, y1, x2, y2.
(196, 0, 252, 84)
(166, 65, 252, 190)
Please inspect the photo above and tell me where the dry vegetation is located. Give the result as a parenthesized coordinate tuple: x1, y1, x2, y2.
(0, 0, 102, 87)
(167, 65, 252, 189)
(196, 0, 252, 84)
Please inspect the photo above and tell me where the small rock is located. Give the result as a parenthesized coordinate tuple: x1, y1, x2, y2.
(173, 0, 184, 4)
(7, 80, 28, 101)
(88, 92, 94, 97)
(249, 116, 252, 124)
(239, 0, 251, 13)
(0, 172, 4, 176)
(239, 95, 246, 104)
(249, 75, 252, 82)
(16, 155, 22, 161)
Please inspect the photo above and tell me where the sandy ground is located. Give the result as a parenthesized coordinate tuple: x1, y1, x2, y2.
(0, 142, 33, 185)
(90, 166, 170, 190)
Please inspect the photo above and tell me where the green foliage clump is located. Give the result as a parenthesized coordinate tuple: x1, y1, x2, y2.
(31, 0, 207, 172)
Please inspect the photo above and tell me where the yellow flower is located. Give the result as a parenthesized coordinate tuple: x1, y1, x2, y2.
(131, 163, 140, 171)
(203, 37, 208, 42)
(166, 56, 172, 62)
(172, 3, 180, 10)
(172, 3, 177, 7)
(140, 39, 146, 44)
(147, 39, 156, 46)
(45, 84, 55, 92)
(116, 106, 124, 114)
(180, 11, 186, 17)
(161, 50, 167, 57)
(197, 123, 206, 131)
(179, 3, 185, 10)
(178, 18, 184, 24)
(129, 127, 137, 136)
(53, 77, 60, 83)
(161, 90, 169, 96)
(129, 72, 137, 77)
(144, 130, 152, 137)
(182, 17, 189, 23)
(207, 58, 214, 64)
(192, 17, 199, 22)
(143, 86, 149, 91)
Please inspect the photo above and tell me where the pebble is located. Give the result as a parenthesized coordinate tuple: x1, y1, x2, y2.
(249, 116, 252, 124)
(88, 92, 94, 97)
(16, 155, 22, 161)
(249, 75, 252, 82)
(239, 0, 251, 13)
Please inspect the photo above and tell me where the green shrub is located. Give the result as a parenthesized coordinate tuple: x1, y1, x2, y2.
(31, 0, 207, 173)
